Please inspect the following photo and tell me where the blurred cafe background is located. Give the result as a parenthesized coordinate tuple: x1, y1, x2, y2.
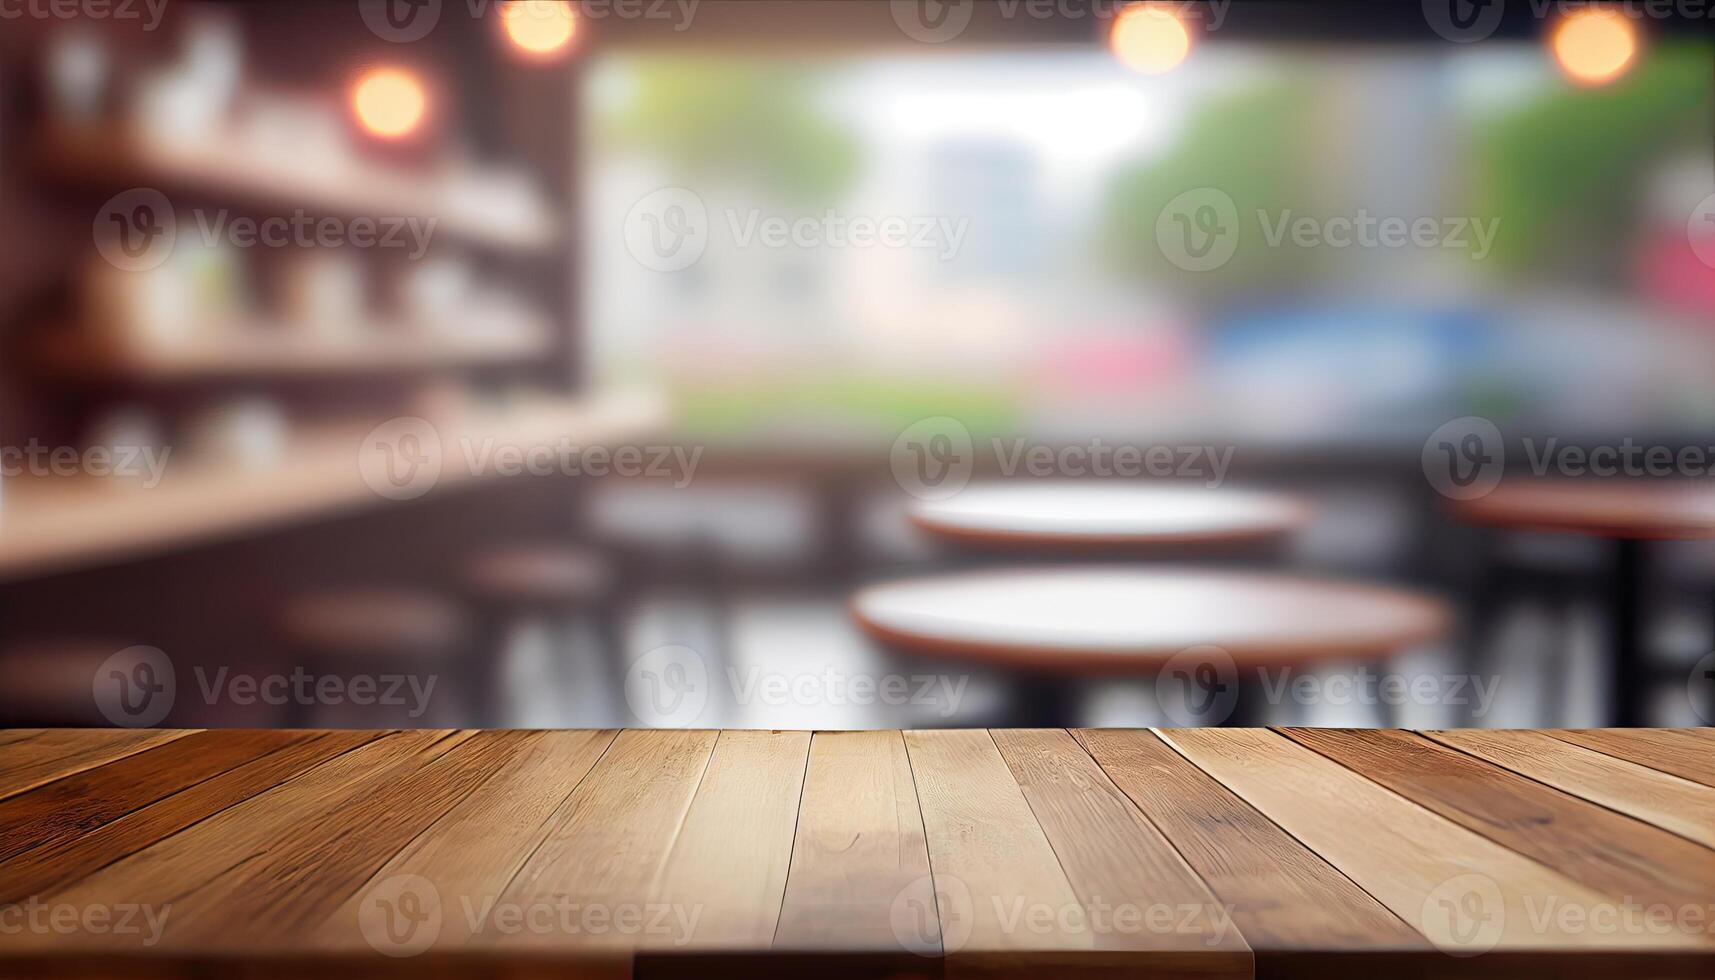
(0, 0, 1711, 731)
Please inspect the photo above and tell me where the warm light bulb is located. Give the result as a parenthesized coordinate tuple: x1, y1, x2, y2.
(1110, 3, 1192, 75)
(1552, 8, 1639, 87)
(352, 68, 427, 139)
(501, 0, 577, 59)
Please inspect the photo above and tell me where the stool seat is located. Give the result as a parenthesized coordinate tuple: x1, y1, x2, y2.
(909, 483, 1308, 550)
(1453, 479, 1715, 540)
(278, 589, 468, 660)
(852, 567, 1449, 672)
(463, 545, 613, 606)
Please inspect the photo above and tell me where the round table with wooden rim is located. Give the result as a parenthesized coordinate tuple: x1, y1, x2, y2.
(907, 483, 1309, 552)
(851, 567, 1450, 724)
(1451, 479, 1715, 726)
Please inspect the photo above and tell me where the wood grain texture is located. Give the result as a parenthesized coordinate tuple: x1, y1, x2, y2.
(1543, 729, 1715, 788)
(0, 730, 311, 864)
(1427, 729, 1715, 849)
(988, 728, 1250, 976)
(0, 731, 378, 904)
(773, 730, 935, 953)
(649, 729, 810, 951)
(1074, 728, 1425, 953)
(489, 728, 719, 953)
(903, 728, 1099, 974)
(1159, 728, 1708, 954)
(1283, 729, 1715, 910)
(11, 731, 464, 951)
(0, 729, 192, 801)
(1, 727, 1712, 979)
(314, 729, 618, 952)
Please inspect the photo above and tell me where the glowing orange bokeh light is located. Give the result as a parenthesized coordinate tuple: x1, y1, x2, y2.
(500, 0, 578, 59)
(352, 68, 427, 139)
(1551, 8, 1639, 87)
(1110, 3, 1192, 75)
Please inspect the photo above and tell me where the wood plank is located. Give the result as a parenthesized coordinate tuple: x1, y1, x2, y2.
(1160, 728, 1708, 955)
(313, 730, 617, 952)
(488, 728, 719, 953)
(773, 730, 936, 952)
(647, 729, 809, 951)
(1074, 728, 1426, 954)
(151, 731, 526, 949)
(1284, 729, 1715, 909)
(990, 728, 1250, 973)
(904, 728, 1106, 975)
(0, 731, 378, 904)
(0, 729, 193, 801)
(14, 731, 467, 951)
(0, 730, 308, 863)
(1427, 730, 1715, 850)
(1544, 730, 1715, 788)
(0, 729, 46, 748)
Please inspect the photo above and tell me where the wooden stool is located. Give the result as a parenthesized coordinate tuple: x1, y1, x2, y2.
(0, 641, 128, 726)
(275, 589, 469, 727)
(908, 483, 1308, 560)
(1452, 479, 1715, 726)
(460, 544, 619, 727)
(851, 567, 1449, 726)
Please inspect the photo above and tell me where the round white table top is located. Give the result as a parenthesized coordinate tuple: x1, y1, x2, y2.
(851, 567, 1449, 671)
(907, 483, 1308, 549)
(1452, 480, 1715, 540)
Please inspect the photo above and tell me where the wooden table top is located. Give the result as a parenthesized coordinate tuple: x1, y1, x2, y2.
(1452, 480, 1715, 539)
(3, 728, 1712, 979)
(851, 568, 1451, 670)
(908, 484, 1309, 549)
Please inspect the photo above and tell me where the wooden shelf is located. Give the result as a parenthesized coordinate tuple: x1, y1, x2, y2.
(0, 391, 668, 582)
(40, 319, 553, 382)
(38, 125, 558, 253)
